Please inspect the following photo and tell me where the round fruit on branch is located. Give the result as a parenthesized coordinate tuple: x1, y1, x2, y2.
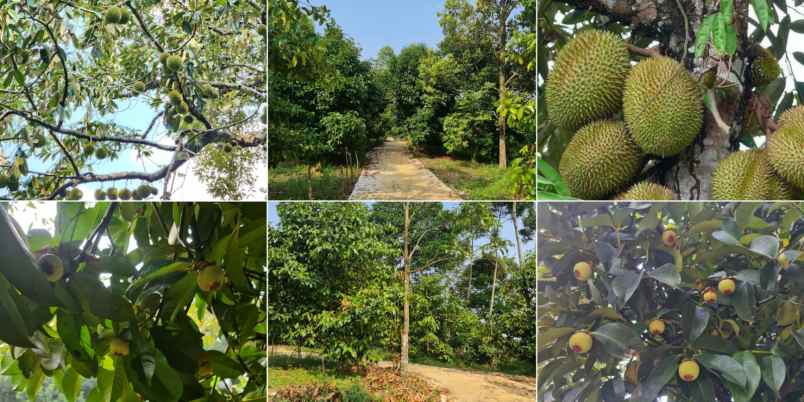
(37, 254, 65, 283)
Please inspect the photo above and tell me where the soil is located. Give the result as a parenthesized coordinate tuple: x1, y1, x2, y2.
(349, 138, 461, 200)
(377, 362, 536, 402)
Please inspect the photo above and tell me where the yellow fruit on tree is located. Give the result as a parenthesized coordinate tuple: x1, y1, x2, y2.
(778, 254, 791, 270)
(38, 254, 64, 282)
(197, 352, 213, 377)
(648, 319, 666, 335)
(573, 261, 592, 281)
(718, 278, 736, 295)
(703, 287, 717, 303)
(568, 331, 593, 354)
(110, 338, 130, 357)
(678, 359, 700, 382)
(197, 265, 226, 292)
(661, 230, 677, 248)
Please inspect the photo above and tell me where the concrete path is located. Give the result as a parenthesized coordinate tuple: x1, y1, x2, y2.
(349, 138, 461, 200)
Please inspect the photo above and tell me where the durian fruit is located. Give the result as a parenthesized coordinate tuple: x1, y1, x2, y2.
(117, 7, 130, 24)
(107, 188, 119, 200)
(133, 81, 146, 93)
(257, 24, 267, 36)
(751, 47, 781, 87)
(615, 181, 675, 200)
(767, 106, 804, 189)
(623, 56, 703, 156)
(711, 150, 778, 199)
(559, 120, 644, 199)
(165, 55, 183, 73)
(94, 189, 107, 200)
(119, 188, 132, 200)
(67, 188, 83, 200)
(104, 7, 122, 24)
(176, 101, 189, 114)
(0, 172, 8, 188)
(159, 52, 169, 65)
(95, 148, 109, 160)
(545, 29, 630, 131)
(168, 90, 183, 105)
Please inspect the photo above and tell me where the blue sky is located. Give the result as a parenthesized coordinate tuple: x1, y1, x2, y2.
(308, 0, 446, 60)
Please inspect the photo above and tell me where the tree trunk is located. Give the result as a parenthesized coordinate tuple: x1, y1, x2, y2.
(497, 23, 509, 169)
(466, 237, 474, 301)
(488, 252, 498, 320)
(306, 165, 313, 200)
(511, 202, 523, 268)
(401, 202, 411, 374)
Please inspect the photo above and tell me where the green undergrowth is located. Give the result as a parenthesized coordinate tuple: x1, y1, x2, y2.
(417, 155, 522, 200)
(268, 163, 359, 200)
(268, 354, 363, 390)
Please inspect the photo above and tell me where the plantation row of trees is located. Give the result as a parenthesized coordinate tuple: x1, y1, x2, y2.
(268, 0, 536, 197)
(268, 202, 536, 373)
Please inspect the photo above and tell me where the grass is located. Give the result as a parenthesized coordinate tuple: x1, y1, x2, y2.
(268, 163, 359, 200)
(268, 353, 364, 391)
(416, 155, 523, 200)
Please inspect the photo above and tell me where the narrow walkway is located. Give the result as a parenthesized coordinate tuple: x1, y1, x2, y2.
(349, 138, 461, 200)
(379, 362, 536, 402)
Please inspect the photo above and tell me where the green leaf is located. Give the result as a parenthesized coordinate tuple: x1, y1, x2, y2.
(591, 322, 641, 358)
(60, 367, 81, 402)
(633, 357, 676, 402)
(748, 235, 779, 258)
(759, 355, 786, 393)
(612, 271, 642, 306)
(128, 261, 192, 291)
(207, 350, 244, 379)
(225, 226, 250, 291)
(732, 351, 761, 399)
(751, 0, 770, 31)
(794, 51, 804, 66)
(731, 282, 755, 321)
(698, 352, 747, 388)
(712, 230, 740, 246)
(647, 263, 681, 288)
(695, 15, 716, 58)
(791, 19, 804, 33)
(689, 306, 710, 342)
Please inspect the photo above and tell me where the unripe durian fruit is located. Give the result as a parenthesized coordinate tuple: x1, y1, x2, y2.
(159, 52, 169, 65)
(133, 81, 146, 93)
(117, 7, 130, 24)
(559, 120, 644, 199)
(545, 30, 630, 131)
(104, 7, 122, 24)
(257, 24, 267, 36)
(95, 148, 109, 160)
(767, 106, 804, 190)
(67, 188, 83, 200)
(751, 47, 781, 86)
(168, 90, 183, 105)
(94, 189, 107, 200)
(106, 188, 119, 200)
(176, 101, 189, 114)
(615, 181, 675, 200)
(165, 55, 183, 73)
(712, 150, 780, 200)
(135, 184, 151, 199)
(119, 188, 132, 200)
(623, 56, 703, 156)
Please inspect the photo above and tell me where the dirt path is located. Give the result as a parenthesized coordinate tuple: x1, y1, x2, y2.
(378, 362, 536, 402)
(349, 138, 461, 200)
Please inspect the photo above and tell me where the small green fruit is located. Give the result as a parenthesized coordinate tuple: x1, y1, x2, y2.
(133, 81, 146, 93)
(94, 189, 107, 200)
(165, 55, 183, 73)
(95, 148, 109, 160)
(257, 24, 266, 36)
(104, 7, 122, 24)
(106, 188, 119, 200)
(117, 7, 130, 24)
(197, 265, 226, 292)
(119, 188, 132, 200)
(68, 188, 83, 200)
(38, 254, 65, 282)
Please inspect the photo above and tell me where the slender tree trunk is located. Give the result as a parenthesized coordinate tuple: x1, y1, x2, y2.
(489, 251, 499, 320)
(511, 202, 523, 268)
(466, 236, 474, 301)
(401, 202, 411, 374)
(498, 68, 508, 169)
(496, 2, 510, 169)
(306, 165, 313, 200)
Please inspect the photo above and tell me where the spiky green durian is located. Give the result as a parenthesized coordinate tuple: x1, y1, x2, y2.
(615, 181, 675, 200)
(767, 106, 804, 189)
(165, 55, 183, 73)
(117, 7, 130, 24)
(95, 148, 109, 160)
(751, 47, 781, 87)
(94, 189, 107, 201)
(545, 30, 630, 131)
(168, 90, 183, 105)
(119, 188, 132, 200)
(623, 56, 703, 156)
(711, 150, 778, 200)
(106, 188, 119, 200)
(559, 120, 644, 199)
(67, 188, 83, 200)
(133, 81, 146, 93)
(104, 8, 122, 24)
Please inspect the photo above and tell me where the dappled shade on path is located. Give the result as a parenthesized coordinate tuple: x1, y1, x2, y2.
(349, 139, 461, 200)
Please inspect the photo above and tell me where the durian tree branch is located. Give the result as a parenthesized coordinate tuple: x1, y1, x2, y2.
(0, 110, 178, 152)
(625, 43, 661, 57)
(124, 1, 164, 53)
